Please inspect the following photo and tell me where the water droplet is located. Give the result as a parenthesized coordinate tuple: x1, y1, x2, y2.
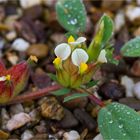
(107, 112, 111, 115)
(109, 120, 113, 124)
(119, 124, 123, 128)
(127, 112, 130, 114)
(123, 133, 126, 136)
(68, 14, 71, 18)
(64, 4, 68, 8)
(69, 18, 77, 25)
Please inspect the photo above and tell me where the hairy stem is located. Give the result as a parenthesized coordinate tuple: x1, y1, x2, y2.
(4, 84, 61, 105)
(79, 88, 104, 107)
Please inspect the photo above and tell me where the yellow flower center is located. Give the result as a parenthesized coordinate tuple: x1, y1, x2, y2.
(53, 57, 61, 67)
(79, 62, 88, 74)
(5, 75, 11, 81)
(68, 35, 75, 43)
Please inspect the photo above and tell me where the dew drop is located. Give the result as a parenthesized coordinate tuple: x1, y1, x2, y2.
(107, 112, 111, 115)
(123, 133, 126, 136)
(109, 120, 113, 124)
(69, 18, 77, 25)
(68, 14, 71, 18)
(119, 124, 123, 128)
(127, 112, 130, 114)
(64, 4, 68, 8)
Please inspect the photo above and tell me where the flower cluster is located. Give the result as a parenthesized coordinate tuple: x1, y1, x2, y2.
(53, 36, 107, 88)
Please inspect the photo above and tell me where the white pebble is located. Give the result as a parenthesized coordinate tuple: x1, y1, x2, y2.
(20, 0, 42, 9)
(21, 130, 34, 140)
(115, 11, 125, 32)
(6, 31, 17, 41)
(126, 6, 140, 22)
(93, 134, 103, 140)
(12, 38, 30, 52)
(133, 82, 140, 99)
(6, 112, 31, 131)
(63, 130, 80, 140)
(121, 75, 134, 97)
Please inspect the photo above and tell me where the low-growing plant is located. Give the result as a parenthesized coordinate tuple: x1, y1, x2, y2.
(54, 0, 140, 140)
(0, 0, 140, 140)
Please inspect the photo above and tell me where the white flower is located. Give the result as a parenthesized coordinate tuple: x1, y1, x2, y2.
(53, 43, 71, 68)
(68, 36, 86, 45)
(72, 48, 89, 74)
(97, 49, 107, 63)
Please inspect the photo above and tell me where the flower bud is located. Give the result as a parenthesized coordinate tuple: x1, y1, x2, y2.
(8, 61, 30, 96)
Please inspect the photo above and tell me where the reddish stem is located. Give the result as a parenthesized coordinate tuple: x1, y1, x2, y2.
(114, 55, 122, 60)
(89, 94, 104, 107)
(77, 88, 104, 107)
(5, 84, 61, 105)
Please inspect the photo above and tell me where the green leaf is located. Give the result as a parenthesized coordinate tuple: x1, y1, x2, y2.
(47, 73, 57, 81)
(63, 93, 88, 102)
(87, 14, 114, 62)
(86, 80, 98, 88)
(98, 102, 140, 140)
(100, 15, 114, 46)
(56, 0, 86, 33)
(51, 88, 70, 96)
(121, 36, 140, 57)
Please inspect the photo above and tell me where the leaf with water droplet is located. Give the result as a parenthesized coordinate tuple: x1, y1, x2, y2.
(98, 102, 140, 140)
(55, 0, 86, 33)
(121, 37, 140, 57)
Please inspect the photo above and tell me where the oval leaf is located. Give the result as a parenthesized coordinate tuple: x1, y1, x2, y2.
(121, 37, 140, 57)
(98, 102, 140, 140)
(56, 0, 86, 33)
(63, 93, 88, 102)
(51, 88, 70, 96)
(100, 15, 114, 46)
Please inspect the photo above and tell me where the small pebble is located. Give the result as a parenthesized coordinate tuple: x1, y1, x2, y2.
(41, 97, 64, 121)
(6, 112, 31, 131)
(0, 130, 9, 139)
(131, 59, 140, 76)
(21, 130, 34, 140)
(133, 82, 140, 99)
(114, 11, 125, 32)
(1, 108, 10, 130)
(93, 134, 103, 140)
(119, 97, 140, 110)
(7, 53, 19, 65)
(20, 0, 42, 9)
(121, 75, 134, 97)
(6, 30, 17, 41)
(126, 6, 140, 22)
(74, 108, 97, 131)
(101, 0, 123, 11)
(0, 38, 5, 49)
(9, 103, 24, 116)
(60, 108, 79, 128)
(29, 108, 41, 123)
(12, 38, 30, 52)
(98, 81, 125, 101)
(63, 130, 80, 140)
(27, 44, 49, 58)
